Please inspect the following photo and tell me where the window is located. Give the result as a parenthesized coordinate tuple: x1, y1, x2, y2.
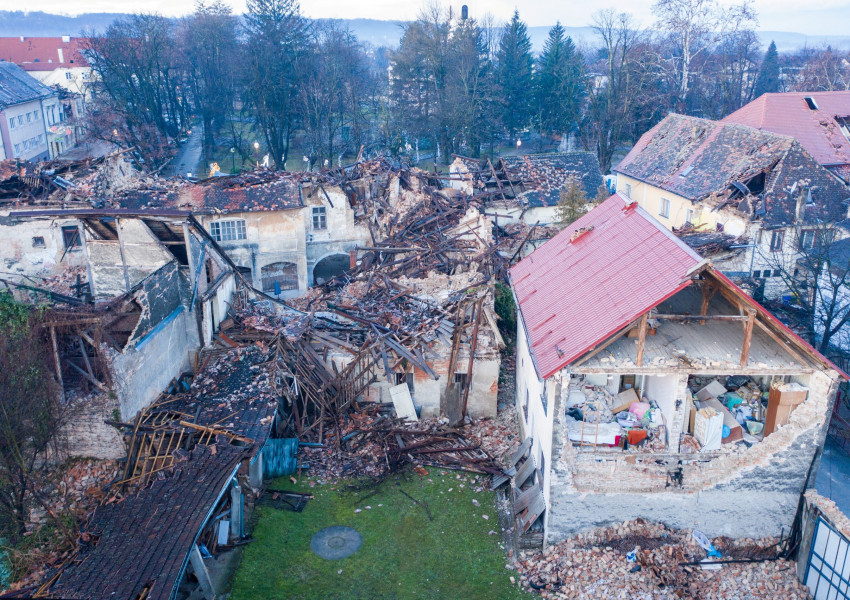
(800, 229, 834, 250)
(624, 183, 632, 198)
(22, 140, 29, 150)
(685, 208, 694, 224)
(454, 372, 468, 388)
(37, 134, 43, 144)
(65, 72, 72, 80)
(209, 219, 246, 242)
(16, 115, 22, 126)
(13, 144, 20, 155)
(753, 270, 761, 278)
(770, 230, 784, 252)
(32, 236, 45, 248)
(33, 111, 38, 121)
(394, 371, 414, 393)
(261, 261, 298, 293)
(61, 225, 81, 249)
(763, 269, 772, 277)
(312, 206, 327, 230)
(8, 117, 14, 129)
(804, 96, 818, 110)
(659, 198, 670, 218)
(25, 112, 31, 123)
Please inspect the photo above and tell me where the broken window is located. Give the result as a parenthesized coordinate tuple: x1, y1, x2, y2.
(800, 229, 834, 250)
(209, 219, 246, 242)
(770, 230, 784, 252)
(261, 262, 298, 293)
(32, 236, 45, 247)
(62, 225, 80, 249)
(685, 208, 694, 225)
(312, 206, 327, 230)
(659, 198, 670, 218)
(395, 371, 414, 393)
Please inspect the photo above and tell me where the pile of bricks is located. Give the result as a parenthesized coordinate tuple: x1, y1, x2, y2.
(29, 458, 121, 529)
(511, 519, 810, 599)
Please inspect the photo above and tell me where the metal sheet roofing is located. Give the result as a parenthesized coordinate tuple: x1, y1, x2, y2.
(0, 62, 55, 108)
(510, 193, 704, 380)
(723, 91, 850, 169)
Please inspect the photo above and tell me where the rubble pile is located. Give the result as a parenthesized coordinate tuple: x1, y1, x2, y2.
(37, 459, 121, 524)
(512, 520, 809, 600)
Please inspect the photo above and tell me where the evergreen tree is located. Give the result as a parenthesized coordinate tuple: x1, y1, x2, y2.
(753, 41, 781, 97)
(495, 10, 533, 138)
(534, 22, 586, 137)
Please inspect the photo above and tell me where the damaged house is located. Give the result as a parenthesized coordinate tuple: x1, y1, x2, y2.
(0, 207, 238, 459)
(114, 168, 373, 298)
(510, 193, 845, 546)
(450, 152, 605, 228)
(613, 113, 850, 300)
(723, 91, 850, 187)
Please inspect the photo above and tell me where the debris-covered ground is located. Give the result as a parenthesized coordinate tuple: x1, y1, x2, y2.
(511, 519, 810, 600)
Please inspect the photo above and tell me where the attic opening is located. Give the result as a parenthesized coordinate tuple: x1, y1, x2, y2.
(804, 96, 818, 111)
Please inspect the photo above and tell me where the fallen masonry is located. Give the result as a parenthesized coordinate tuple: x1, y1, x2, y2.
(512, 519, 810, 600)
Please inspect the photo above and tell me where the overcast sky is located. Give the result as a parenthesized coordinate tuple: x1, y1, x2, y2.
(11, 0, 850, 36)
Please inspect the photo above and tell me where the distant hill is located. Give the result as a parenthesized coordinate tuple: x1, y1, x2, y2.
(2, 11, 849, 54)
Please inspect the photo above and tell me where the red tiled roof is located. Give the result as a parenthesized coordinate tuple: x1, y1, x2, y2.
(0, 37, 89, 70)
(723, 92, 850, 169)
(510, 194, 704, 380)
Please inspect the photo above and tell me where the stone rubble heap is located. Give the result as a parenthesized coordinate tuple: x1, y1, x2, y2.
(511, 519, 810, 600)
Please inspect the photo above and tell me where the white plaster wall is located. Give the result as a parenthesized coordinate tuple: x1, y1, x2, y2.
(2, 99, 49, 160)
(201, 273, 236, 346)
(0, 216, 86, 279)
(111, 308, 201, 420)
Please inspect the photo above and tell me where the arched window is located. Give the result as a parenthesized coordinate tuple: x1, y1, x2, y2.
(209, 219, 246, 242)
(262, 262, 298, 293)
(313, 254, 351, 285)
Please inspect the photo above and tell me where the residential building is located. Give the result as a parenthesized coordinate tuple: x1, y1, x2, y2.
(0, 62, 55, 161)
(510, 193, 844, 546)
(723, 91, 850, 186)
(613, 113, 850, 299)
(114, 170, 372, 298)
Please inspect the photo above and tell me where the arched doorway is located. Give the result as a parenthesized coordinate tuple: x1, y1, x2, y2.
(261, 262, 298, 295)
(313, 254, 350, 286)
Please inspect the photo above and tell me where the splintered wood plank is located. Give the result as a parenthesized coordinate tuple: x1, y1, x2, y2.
(513, 481, 542, 515)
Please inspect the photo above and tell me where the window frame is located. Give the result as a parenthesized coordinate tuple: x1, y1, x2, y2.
(8, 117, 15, 130)
(659, 197, 671, 218)
(209, 219, 246, 242)
(769, 230, 784, 252)
(61, 225, 81, 249)
(312, 206, 327, 231)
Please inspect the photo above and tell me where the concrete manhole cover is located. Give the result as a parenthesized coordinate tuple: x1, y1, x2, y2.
(310, 526, 362, 560)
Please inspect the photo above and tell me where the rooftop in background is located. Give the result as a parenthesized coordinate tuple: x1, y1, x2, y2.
(510, 193, 704, 379)
(0, 61, 56, 108)
(614, 113, 849, 228)
(723, 91, 850, 184)
(497, 152, 604, 207)
(0, 36, 89, 71)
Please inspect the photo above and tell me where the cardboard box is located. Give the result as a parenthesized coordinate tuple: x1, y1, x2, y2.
(703, 398, 743, 443)
(764, 383, 808, 437)
(613, 388, 639, 414)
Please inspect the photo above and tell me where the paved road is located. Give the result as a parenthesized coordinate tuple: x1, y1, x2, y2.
(167, 127, 203, 178)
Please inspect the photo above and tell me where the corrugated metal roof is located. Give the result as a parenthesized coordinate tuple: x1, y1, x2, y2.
(510, 193, 704, 380)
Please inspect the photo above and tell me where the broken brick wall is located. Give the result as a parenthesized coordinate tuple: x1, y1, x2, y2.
(546, 368, 840, 542)
(57, 392, 126, 460)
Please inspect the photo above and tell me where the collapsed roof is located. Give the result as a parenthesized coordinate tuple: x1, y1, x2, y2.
(723, 91, 850, 182)
(615, 113, 850, 228)
(497, 152, 605, 207)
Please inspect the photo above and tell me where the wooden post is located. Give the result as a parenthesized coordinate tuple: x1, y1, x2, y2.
(636, 313, 649, 367)
(700, 281, 715, 325)
(188, 543, 216, 600)
(49, 326, 64, 401)
(116, 218, 131, 292)
(740, 309, 756, 367)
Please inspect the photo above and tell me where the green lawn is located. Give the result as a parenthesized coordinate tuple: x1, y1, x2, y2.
(229, 469, 533, 600)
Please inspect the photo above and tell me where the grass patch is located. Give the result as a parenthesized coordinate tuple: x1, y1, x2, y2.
(229, 469, 532, 600)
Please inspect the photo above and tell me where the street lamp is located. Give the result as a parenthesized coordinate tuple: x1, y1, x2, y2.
(253, 141, 260, 168)
(230, 147, 236, 174)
